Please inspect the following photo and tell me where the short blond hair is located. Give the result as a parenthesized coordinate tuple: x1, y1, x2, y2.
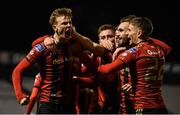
(49, 8, 72, 26)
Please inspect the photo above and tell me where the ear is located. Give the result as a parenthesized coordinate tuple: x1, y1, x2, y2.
(52, 25, 56, 31)
(52, 25, 59, 34)
(137, 30, 143, 38)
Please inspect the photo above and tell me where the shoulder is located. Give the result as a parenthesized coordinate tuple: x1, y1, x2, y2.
(69, 39, 81, 49)
(34, 43, 46, 52)
(32, 35, 49, 47)
(127, 47, 138, 53)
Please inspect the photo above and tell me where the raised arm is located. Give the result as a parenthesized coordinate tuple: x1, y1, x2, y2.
(73, 31, 105, 56)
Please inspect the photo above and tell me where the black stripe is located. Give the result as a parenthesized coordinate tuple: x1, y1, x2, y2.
(49, 50, 59, 102)
(25, 57, 33, 64)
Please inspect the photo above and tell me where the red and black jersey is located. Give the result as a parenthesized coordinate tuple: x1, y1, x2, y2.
(76, 51, 118, 113)
(117, 40, 170, 109)
(96, 52, 119, 113)
(98, 38, 171, 109)
(118, 67, 134, 114)
(31, 35, 49, 47)
(149, 37, 171, 55)
(13, 35, 96, 105)
(26, 41, 79, 104)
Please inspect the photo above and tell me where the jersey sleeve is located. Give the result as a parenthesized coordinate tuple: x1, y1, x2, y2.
(12, 58, 32, 102)
(31, 35, 48, 47)
(26, 43, 47, 64)
(98, 47, 137, 74)
(149, 37, 172, 55)
(118, 47, 137, 65)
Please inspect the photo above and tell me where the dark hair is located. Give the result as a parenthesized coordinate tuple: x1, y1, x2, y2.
(97, 24, 115, 35)
(49, 8, 72, 26)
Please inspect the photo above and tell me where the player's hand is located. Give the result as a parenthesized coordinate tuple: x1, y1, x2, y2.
(99, 40, 114, 51)
(122, 83, 132, 93)
(44, 37, 55, 49)
(19, 95, 29, 106)
(112, 47, 126, 61)
(73, 76, 79, 81)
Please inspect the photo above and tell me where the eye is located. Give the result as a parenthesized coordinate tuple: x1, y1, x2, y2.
(99, 36, 106, 40)
(107, 35, 114, 38)
(118, 28, 123, 32)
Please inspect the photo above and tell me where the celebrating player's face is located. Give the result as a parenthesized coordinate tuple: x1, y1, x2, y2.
(99, 29, 115, 51)
(127, 24, 141, 46)
(54, 16, 73, 39)
(115, 22, 130, 47)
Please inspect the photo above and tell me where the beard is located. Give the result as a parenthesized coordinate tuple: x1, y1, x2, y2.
(115, 37, 130, 48)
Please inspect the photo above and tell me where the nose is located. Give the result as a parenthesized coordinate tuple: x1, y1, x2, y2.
(115, 35, 120, 40)
(66, 22, 71, 28)
(115, 30, 119, 35)
(125, 30, 129, 36)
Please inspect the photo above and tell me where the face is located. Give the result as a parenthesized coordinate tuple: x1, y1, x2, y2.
(127, 24, 141, 45)
(53, 15, 73, 40)
(115, 22, 130, 48)
(98, 29, 115, 50)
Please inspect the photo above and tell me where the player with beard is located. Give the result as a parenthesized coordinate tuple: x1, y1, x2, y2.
(98, 16, 171, 114)
(112, 15, 136, 114)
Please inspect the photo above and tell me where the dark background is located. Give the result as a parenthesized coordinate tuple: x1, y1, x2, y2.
(0, 0, 180, 114)
(1, 0, 180, 61)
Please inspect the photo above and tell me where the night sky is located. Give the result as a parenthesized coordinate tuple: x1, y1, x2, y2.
(2, 0, 179, 62)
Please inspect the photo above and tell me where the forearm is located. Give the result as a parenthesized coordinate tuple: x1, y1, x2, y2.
(25, 89, 38, 114)
(73, 32, 105, 56)
(74, 76, 95, 87)
(25, 98, 36, 114)
(98, 58, 124, 74)
(12, 69, 23, 101)
(12, 58, 31, 102)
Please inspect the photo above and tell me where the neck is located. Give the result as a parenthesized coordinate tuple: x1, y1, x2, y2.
(53, 34, 61, 45)
(136, 39, 143, 44)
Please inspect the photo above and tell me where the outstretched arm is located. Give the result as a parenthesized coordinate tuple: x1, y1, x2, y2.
(73, 31, 105, 56)
(98, 57, 124, 74)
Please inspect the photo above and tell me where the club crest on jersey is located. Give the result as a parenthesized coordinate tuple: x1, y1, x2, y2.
(35, 44, 45, 52)
(53, 59, 64, 65)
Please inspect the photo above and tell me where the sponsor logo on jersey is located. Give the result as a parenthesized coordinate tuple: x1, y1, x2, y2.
(147, 49, 158, 55)
(128, 47, 137, 53)
(35, 44, 45, 52)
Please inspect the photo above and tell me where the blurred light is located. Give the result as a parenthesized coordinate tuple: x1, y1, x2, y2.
(0, 51, 25, 65)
